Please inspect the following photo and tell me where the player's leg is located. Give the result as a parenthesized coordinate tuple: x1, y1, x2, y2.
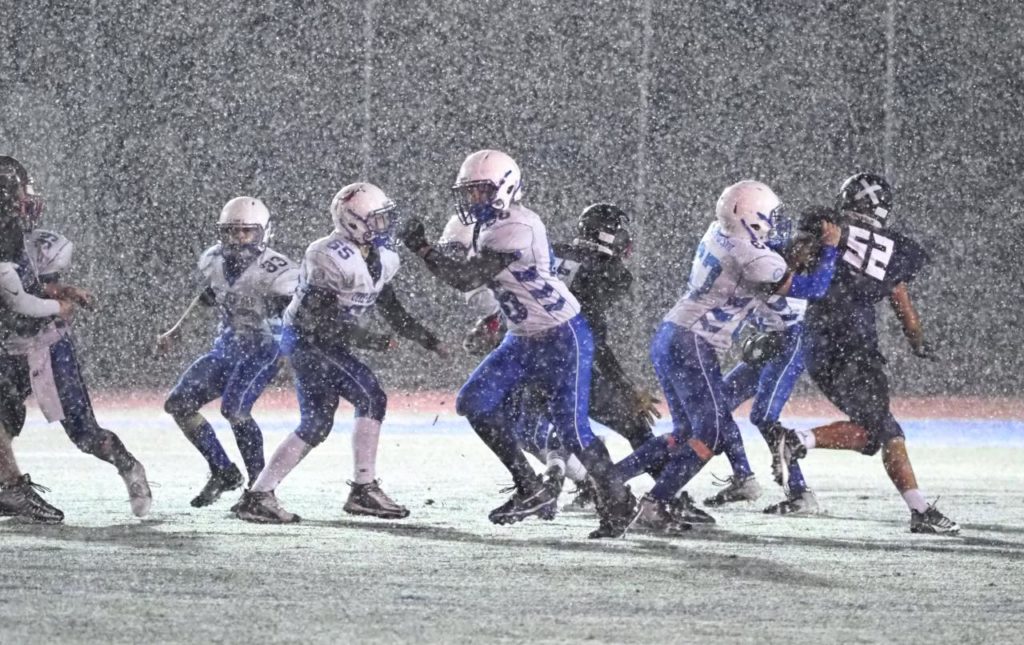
(238, 342, 339, 523)
(49, 335, 151, 517)
(0, 358, 63, 522)
(538, 316, 636, 538)
(701, 360, 761, 508)
(637, 326, 734, 530)
(456, 334, 546, 506)
(587, 369, 655, 450)
(220, 339, 281, 483)
(164, 345, 239, 496)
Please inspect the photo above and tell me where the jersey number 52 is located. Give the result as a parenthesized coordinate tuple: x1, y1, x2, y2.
(843, 226, 893, 281)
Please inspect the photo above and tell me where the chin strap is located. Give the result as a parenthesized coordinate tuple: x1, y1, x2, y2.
(573, 238, 614, 256)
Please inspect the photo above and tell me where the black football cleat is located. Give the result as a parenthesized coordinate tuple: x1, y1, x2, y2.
(343, 480, 410, 519)
(589, 487, 638, 539)
(703, 474, 762, 507)
(234, 490, 300, 524)
(488, 479, 558, 525)
(190, 464, 244, 508)
(0, 474, 64, 524)
(623, 493, 691, 537)
(910, 502, 960, 535)
(669, 491, 716, 524)
(562, 480, 597, 513)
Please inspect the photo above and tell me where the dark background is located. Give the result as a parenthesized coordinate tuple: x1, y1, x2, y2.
(2, 0, 1021, 395)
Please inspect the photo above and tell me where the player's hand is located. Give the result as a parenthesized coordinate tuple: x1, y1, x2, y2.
(820, 222, 842, 247)
(59, 285, 94, 310)
(911, 341, 938, 361)
(462, 313, 503, 356)
(633, 387, 663, 427)
(398, 217, 430, 255)
(386, 337, 399, 351)
(57, 299, 77, 322)
(155, 329, 179, 354)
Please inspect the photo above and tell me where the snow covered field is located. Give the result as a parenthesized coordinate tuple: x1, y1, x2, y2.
(2, 404, 1023, 644)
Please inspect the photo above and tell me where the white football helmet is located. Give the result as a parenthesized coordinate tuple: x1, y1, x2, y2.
(330, 182, 397, 247)
(451, 149, 522, 225)
(217, 196, 271, 253)
(715, 180, 783, 244)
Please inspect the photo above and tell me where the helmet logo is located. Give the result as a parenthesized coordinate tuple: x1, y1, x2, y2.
(855, 178, 886, 205)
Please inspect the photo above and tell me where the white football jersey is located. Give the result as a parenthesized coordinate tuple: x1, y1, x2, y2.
(198, 244, 299, 337)
(25, 229, 73, 277)
(471, 203, 580, 336)
(752, 296, 807, 333)
(664, 222, 787, 349)
(284, 233, 400, 325)
(438, 214, 499, 317)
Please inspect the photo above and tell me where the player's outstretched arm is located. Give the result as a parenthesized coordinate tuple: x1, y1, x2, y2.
(889, 282, 935, 360)
(155, 290, 212, 354)
(772, 222, 842, 297)
(0, 262, 73, 320)
(375, 284, 446, 356)
(399, 217, 517, 292)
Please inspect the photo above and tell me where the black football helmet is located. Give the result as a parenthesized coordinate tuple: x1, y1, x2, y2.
(836, 172, 892, 229)
(576, 203, 632, 257)
(0, 156, 43, 231)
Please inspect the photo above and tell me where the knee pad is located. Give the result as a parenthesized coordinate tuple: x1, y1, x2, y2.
(164, 394, 197, 418)
(353, 386, 387, 422)
(222, 410, 253, 427)
(295, 421, 331, 448)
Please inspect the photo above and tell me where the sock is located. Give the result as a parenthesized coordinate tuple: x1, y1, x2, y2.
(468, 415, 537, 491)
(615, 434, 678, 481)
(796, 428, 817, 450)
(724, 439, 753, 479)
(86, 429, 139, 475)
(901, 488, 929, 513)
(544, 452, 566, 477)
(229, 417, 266, 483)
(649, 445, 709, 501)
(353, 417, 381, 484)
(0, 427, 22, 484)
(565, 454, 588, 484)
(787, 460, 807, 495)
(579, 440, 630, 508)
(177, 413, 232, 472)
(251, 432, 313, 493)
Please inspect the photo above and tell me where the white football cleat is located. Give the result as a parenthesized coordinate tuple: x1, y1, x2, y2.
(763, 489, 820, 515)
(121, 461, 152, 518)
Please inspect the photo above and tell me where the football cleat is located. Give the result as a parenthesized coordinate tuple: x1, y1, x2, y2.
(625, 493, 691, 536)
(234, 490, 300, 524)
(670, 491, 716, 524)
(190, 464, 244, 508)
(589, 487, 639, 539)
(343, 480, 410, 519)
(121, 461, 152, 518)
(562, 480, 597, 513)
(488, 479, 557, 525)
(763, 489, 820, 515)
(0, 474, 64, 524)
(910, 502, 960, 535)
(704, 474, 762, 507)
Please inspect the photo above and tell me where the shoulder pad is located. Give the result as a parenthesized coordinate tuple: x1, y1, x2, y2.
(28, 230, 73, 275)
(198, 244, 222, 275)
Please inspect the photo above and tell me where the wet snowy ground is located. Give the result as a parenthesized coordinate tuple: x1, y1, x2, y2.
(2, 407, 1023, 644)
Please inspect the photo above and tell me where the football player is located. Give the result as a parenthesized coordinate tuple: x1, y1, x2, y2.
(234, 182, 445, 523)
(704, 206, 839, 514)
(400, 149, 637, 539)
(0, 156, 152, 518)
(623, 180, 840, 534)
(775, 173, 959, 535)
(156, 197, 299, 507)
(0, 160, 74, 522)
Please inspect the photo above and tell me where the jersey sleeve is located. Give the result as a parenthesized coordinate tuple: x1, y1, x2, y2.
(196, 245, 219, 285)
(268, 256, 300, 297)
(304, 247, 353, 294)
(886, 231, 929, 286)
(741, 249, 788, 285)
(0, 262, 60, 317)
(481, 221, 533, 254)
(380, 248, 402, 285)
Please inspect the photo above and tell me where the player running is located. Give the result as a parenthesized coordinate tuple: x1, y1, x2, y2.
(702, 206, 839, 514)
(156, 197, 298, 507)
(623, 180, 839, 534)
(400, 149, 637, 539)
(234, 182, 445, 524)
(775, 172, 960, 535)
(0, 156, 152, 519)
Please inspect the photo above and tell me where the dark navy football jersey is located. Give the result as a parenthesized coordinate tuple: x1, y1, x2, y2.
(805, 224, 928, 347)
(550, 242, 633, 347)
